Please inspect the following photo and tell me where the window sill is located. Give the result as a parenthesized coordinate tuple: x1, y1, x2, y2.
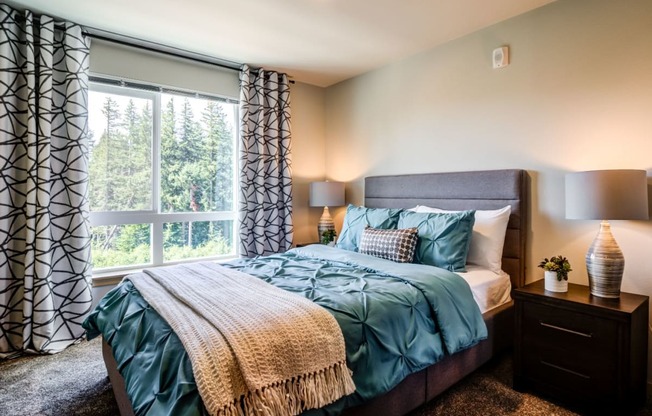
(91, 255, 239, 287)
(92, 273, 126, 287)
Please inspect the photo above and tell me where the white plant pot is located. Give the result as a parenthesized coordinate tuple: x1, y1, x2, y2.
(544, 270, 568, 293)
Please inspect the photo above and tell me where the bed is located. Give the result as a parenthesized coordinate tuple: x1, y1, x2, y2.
(86, 169, 529, 416)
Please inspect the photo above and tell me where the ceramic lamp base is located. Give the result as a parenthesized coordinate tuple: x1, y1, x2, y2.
(586, 220, 624, 298)
(317, 206, 335, 241)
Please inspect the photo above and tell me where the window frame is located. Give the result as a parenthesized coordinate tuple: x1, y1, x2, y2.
(88, 80, 240, 277)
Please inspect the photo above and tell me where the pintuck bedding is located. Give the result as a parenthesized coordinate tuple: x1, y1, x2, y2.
(84, 244, 488, 416)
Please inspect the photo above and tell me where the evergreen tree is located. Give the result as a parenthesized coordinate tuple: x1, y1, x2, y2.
(88, 97, 123, 251)
(160, 97, 184, 248)
(201, 101, 234, 245)
(89, 97, 121, 212)
(89, 92, 235, 268)
(178, 98, 205, 246)
(116, 99, 152, 250)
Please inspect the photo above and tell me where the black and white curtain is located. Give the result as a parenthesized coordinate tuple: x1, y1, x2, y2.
(238, 65, 293, 257)
(0, 5, 92, 356)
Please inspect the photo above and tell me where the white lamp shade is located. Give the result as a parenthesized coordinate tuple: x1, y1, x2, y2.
(565, 170, 649, 220)
(310, 181, 345, 207)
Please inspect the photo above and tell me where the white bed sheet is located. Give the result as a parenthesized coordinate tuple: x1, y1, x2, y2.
(458, 265, 512, 314)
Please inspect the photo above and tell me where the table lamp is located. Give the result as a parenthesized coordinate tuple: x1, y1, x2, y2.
(309, 181, 345, 241)
(565, 170, 649, 298)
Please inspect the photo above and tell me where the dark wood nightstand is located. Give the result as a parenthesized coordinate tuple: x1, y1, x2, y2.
(513, 280, 649, 414)
(295, 242, 319, 248)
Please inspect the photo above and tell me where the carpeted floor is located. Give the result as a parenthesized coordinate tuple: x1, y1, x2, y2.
(0, 337, 116, 416)
(1, 338, 650, 416)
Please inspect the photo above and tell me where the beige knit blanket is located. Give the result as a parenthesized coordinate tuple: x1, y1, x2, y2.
(126, 262, 355, 416)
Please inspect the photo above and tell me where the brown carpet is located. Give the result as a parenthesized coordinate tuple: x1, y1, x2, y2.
(411, 354, 652, 416)
(411, 354, 576, 416)
(1, 338, 650, 416)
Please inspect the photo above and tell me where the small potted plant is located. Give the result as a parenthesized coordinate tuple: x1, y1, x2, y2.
(321, 229, 337, 246)
(538, 255, 572, 292)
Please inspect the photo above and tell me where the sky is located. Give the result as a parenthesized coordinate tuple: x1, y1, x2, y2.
(88, 87, 237, 146)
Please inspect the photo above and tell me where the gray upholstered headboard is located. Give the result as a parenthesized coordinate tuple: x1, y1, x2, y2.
(364, 169, 528, 288)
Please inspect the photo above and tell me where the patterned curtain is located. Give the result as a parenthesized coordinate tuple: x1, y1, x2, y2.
(0, 5, 92, 357)
(238, 65, 293, 257)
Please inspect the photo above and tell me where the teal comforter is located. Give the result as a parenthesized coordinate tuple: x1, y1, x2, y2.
(83, 245, 487, 415)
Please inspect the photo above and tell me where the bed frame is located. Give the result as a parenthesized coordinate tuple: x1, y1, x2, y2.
(344, 169, 529, 415)
(101, 169, 529, 416)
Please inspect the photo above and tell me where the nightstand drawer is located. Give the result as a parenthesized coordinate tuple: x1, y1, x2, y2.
(521, 341, 618, 401)
(521, 301, 619, 357)
(522, 350, 618, 403)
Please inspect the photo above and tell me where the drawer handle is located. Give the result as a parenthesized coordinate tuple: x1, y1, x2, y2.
(539, 321, 592, 338)
(541, 360, 591, 379)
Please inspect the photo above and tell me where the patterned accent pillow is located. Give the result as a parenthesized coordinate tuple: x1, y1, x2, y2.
(336, 205, 402, 252)
(358, 227, 419, 263)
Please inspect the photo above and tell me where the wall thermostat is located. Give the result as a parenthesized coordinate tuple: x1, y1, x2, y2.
(493, 46, 509, 69)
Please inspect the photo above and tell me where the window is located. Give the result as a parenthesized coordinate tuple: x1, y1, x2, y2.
(88, 82, 238, 273)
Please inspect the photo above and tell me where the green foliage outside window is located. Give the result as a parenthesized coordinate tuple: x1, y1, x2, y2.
(88, 91, 235, 269)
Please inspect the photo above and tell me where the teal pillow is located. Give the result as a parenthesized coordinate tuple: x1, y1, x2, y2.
(336, 205, 402, 252)
(397, 210, 476, 272)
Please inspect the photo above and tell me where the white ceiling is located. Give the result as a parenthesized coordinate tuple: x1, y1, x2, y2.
(5, 0, 555, 87)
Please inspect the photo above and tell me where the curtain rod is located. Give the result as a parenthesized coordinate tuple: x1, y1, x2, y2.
(83, 27, 294, 83)
(13, 7, 239, 71)
(11, 4, 294, 83)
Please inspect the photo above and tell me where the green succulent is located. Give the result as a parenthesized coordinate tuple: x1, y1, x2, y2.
(538, 255, 572, 281)
(321, 229, 337, 244)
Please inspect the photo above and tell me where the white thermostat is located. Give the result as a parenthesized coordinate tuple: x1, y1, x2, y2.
(493, 46, 509, 69)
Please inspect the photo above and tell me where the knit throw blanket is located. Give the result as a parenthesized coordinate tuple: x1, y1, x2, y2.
(126, 262, 355, 416)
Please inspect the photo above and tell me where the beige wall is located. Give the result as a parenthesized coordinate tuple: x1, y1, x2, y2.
(289, 82, 328, 244)
(324, 0, 652, 381)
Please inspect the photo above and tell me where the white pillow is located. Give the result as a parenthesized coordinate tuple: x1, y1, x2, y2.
(414, 205, 511, 274)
